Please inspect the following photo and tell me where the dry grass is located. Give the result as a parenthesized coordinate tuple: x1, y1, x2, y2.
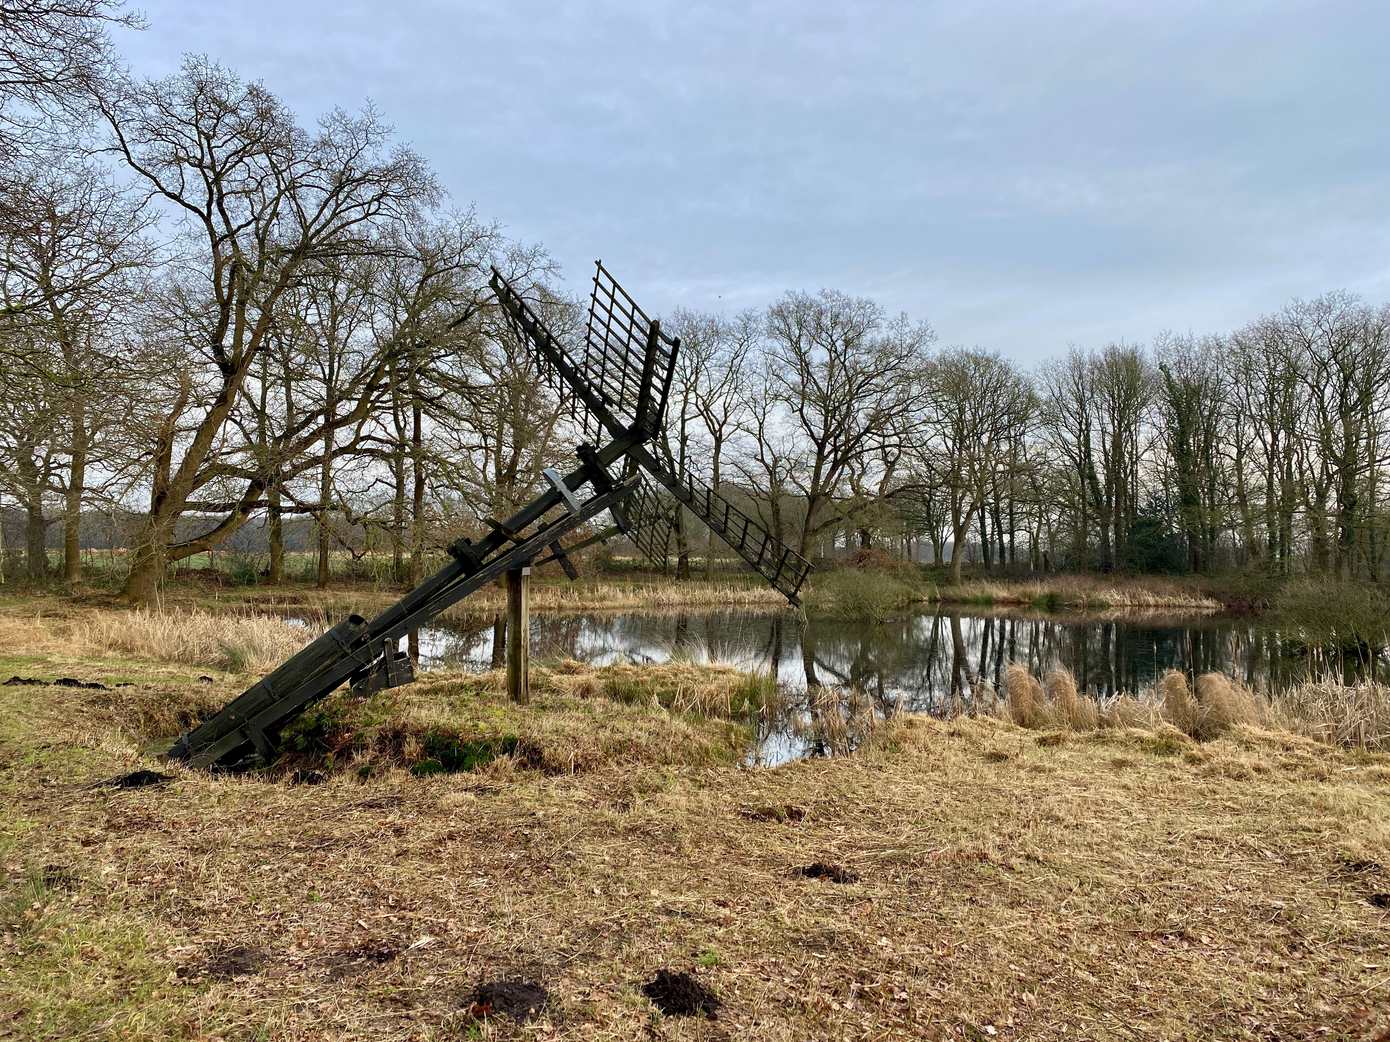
(79, 608, 312, 673)
(191, 577, 789, 619)
(932, 574, 1222, 611)
(0, 601, 311, 675)
(1274, 679, 1390, 750)
(546, 657, 779, 719)
(1000, 665, 1384, 751)
(3, 675, 1389, 1040)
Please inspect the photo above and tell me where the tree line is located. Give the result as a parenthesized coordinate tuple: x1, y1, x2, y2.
(3, 3, 1388, 601)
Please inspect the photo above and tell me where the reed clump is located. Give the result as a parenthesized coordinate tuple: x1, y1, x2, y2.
(1003, 665, 1101, 731)
(546, 659, 780, 719)
(78, 608, 310, 673)
(1272, 679, 1390, 749)
(1004, 666, 1282, 743)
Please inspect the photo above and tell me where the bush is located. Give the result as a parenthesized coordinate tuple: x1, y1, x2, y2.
(1272, 580, 1390, 652)
(803, 567, 919, 620)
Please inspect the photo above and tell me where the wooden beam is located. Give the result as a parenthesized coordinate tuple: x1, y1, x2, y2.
(505, 566, 531, 704)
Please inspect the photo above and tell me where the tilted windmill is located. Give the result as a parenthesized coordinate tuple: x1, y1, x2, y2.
(168, 261, 811, 770)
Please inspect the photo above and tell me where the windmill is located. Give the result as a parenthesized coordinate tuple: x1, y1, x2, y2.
(168, 261, 811, 770)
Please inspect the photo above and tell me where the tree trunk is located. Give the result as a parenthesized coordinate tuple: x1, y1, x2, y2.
(674, 507, 691, 580)
(123, 536, 165, 602)
(25, 502, 47, 580)
(317, 426, 334, 588)
(410, 396, 425, 583)
(267, 483, 284, 584)
(948, 515, 968, 585)
(63, 415, 87, 583)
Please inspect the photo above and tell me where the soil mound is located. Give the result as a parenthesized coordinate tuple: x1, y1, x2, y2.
(99, 769, 173, 789)
(178, 944, 265, 980)
(641, 969, 720, 1018)
(5, 675, 109, 690)
(324, 942, 400, 979)
(799, 861, 859, 884)
(465, 979, 548, 1021)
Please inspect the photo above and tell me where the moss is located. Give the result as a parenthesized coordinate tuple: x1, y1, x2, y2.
(411, 732, 520, 776)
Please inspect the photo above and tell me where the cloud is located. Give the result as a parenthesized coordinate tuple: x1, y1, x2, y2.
(117, 0, 1390, 362)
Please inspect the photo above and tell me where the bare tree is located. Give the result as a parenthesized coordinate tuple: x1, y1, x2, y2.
(764, 289, 933, 556)
(917, 348, 1033, 584)
(97, 57, 437, 601)
(0, 156, 151, 580)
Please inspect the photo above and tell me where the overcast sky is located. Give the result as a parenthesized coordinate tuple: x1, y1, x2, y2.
(117, 1, 1389, 361)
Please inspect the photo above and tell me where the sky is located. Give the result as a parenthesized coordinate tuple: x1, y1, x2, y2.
(116, 0, 1390, 362)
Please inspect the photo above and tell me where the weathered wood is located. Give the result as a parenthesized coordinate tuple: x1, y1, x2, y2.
(506, 566, 531, 704)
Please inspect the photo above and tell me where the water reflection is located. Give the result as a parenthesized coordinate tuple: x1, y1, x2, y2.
(408, 609, 1386, 696)
(331, 608, 1387, 766)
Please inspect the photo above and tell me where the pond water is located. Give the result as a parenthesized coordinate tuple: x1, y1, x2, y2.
(367, 607, 1387, 766)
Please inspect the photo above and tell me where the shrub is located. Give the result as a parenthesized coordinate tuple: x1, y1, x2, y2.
(803, 567, 918, 620)
(1273, 580, 1390, 652)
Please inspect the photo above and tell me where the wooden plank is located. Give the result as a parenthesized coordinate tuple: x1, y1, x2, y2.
(506, 567, 531, 704)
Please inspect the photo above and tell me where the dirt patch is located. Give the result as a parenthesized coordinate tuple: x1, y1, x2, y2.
(464, 979, 548, 1021)
(641, 969, 720, 1018)
(41, 864, 79, 891)
(1338, 856, 1385, 876)
(5, 675, 110, 690)
(323, 942, 400, 979)
(1368, 893, 1390, 909)
(96, 769, 173, 790)
(798, 861, 859, 884)
(742, 803, 806, 824)
(179, 944, 266, 980)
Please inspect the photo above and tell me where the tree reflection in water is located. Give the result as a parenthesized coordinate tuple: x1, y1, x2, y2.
(378, 607, 1389, 765)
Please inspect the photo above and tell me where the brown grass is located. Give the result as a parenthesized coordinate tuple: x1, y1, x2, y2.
(80, 608, 312, 673)
(1273, 679, 1390, 750)
(932, 573, 1222, 611)
(192, 577, 789, 618)
(3, 677, 1388, 1040)
(998, 662, 1390, 753)
(1003, 663, 1046, 728)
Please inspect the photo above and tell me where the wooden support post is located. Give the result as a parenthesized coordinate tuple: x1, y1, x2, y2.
(506, 566, 531, 704)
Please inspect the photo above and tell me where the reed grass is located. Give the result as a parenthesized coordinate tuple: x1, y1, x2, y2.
(77, 608, 312, 673)
(997, 664, 1390, 749)
(930, 574, 1221, 611)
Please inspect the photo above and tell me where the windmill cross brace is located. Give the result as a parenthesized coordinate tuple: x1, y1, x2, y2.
(166, 260, 812, 771)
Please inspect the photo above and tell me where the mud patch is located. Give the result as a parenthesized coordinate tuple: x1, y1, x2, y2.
(465, 979, 548, 1021)
(179, 944, 266, 980)
(41, 864, 79, 891)
(324, 942, 400, 979)
(96, 769, 173, 790)
(4, 675, 109, 690)
(741, 803, 806, 824)
(641, 969, 720, 1018)
(1369, 893, 1390, 909)
(1338, 856, 1384, 876)
(799, 861, 859, 884)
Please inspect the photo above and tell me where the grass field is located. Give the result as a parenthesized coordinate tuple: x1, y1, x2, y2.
(2, 603, 1390, 1040)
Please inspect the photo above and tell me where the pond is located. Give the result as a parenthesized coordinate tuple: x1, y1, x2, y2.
(377, 607, 1388, 765)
